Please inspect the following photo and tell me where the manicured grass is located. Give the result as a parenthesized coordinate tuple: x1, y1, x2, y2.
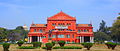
(17, 46, 36, 49)
(0, 44, 120, 51)
(53, 46, 82, 49)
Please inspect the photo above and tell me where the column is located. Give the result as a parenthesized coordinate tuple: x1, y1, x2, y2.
(28, 37, 30, 43)
(90, 36, 92, 43)
(82, 36, 84, 43)
(30, 36, 32, 43)
(38, 36, 39, 42)
(40, 37, 42, 42)
(80, 36, 81, 43)
(92, 37, 94, 43)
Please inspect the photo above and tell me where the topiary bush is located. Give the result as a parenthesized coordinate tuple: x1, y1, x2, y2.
(58, 41, 65, 47)
(45, 43, 53, 50)
(17, 40, 24, 47)
(3, 43, 11, 51)
(18, 46, 36, 49)
(81, 43, 93, 50)
(32, 42, 42, 47)
(105, 42, 117, 50)
(52, 41, 55, 46)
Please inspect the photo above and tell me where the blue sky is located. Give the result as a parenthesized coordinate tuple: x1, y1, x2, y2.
(0, 0, 120, 31)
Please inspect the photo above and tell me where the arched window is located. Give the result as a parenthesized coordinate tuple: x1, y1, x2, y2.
(66, 34, 70, 38)
(78, 30, 81, 33)
(34, 29, 36, 32)
(39, 29, 43, 33)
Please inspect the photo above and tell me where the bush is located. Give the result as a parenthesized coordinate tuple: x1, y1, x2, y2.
(3, 43, 11, 51)
(32, 42, 42, 47)
(58, 41, 65, 47)
(81, 43, 93, 50)
(105, 42, 117, 50)
(45, 43, 53, 50)
(18, 46, 36, 49)
(53, 46, 82, 49)
(17, 40, 24, 47)
(52, 41, 55, 46)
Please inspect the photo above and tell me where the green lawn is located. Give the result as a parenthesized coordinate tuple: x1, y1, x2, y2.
(0, 44, 120, 51)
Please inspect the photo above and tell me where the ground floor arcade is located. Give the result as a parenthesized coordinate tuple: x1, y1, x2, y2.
(27, 36, 94, 43)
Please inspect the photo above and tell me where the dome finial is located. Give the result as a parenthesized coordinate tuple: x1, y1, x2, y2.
(90, 20, 92, 24)
(32, 21, 34, 24)
(60, 10, 63, 12)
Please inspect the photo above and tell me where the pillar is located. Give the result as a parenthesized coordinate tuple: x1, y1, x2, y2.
(92, 37, 94, 43)
(90, 37, 94, 43)
(82, 36, 84, 43)
(30, 36, 32, 43)
(40, 37, 42, 42)
(80, 36, 81, 43)
(28, 36, 30, 43)
(38, 36, 39, 42)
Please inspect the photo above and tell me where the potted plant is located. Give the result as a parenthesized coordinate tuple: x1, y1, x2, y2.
(52, 41, 55, 46)
(17, 40, 24, 47)
(81, 43, 93, 50)
(3, 43, 11, 51)
(32, 42, 42, 47)
(45, 43, 53, 50)
(58, 41, 65, 47)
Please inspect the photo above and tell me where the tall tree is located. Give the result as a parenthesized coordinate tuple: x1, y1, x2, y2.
(95, 20, 111, 42)
(0, 27, 7, 42)
(98, 20, 107, 32)
(111, 16, 120, 41)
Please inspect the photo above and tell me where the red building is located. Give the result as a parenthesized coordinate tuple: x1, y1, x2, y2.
(28, 11, 94, 43)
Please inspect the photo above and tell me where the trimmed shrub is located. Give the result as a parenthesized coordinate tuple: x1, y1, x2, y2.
(3, 43, 11, 51)
(53, 46, 82, 49)
(32, 42, 42, 47)
(58, 41, 65, 47)
(52, 41, 55, 46)
(17, 40, 24, 47)
(45, 43, 53, 50)
(81, 43, 93, 50)
(18, 46, 36, 49)
(105, 42, 117, 50)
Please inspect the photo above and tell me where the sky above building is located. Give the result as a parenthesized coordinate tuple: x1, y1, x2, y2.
(0, 0, 120, 31)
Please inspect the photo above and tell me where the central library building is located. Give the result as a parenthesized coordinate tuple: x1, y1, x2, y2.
(28, 11, 94, 43)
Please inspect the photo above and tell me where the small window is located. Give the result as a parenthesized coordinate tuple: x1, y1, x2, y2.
(72, 41, 75, 43)
(58, 34, 64, 38)
(66, 35, 70, 38)
(72, 34, 74, 38)
(52, 35, 56, 38)
(78, 30, 81, 33)
(84, 29, 87, 32)
(42, 36, 46, 38)
(34, 29, 36, 32)
(52, 23, 56, 26)
(39, 29, 42, 33)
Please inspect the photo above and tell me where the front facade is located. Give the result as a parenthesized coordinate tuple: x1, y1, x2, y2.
(28, 11, 94, 43)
